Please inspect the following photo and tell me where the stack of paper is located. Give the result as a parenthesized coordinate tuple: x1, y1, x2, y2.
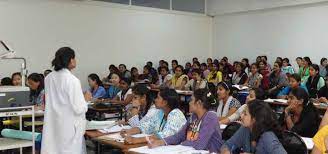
(98, 125, 132, 133)
(86, 120, 116, 130)
(220, 124, 227, 130)
(97, 133, 124, 142)
(129, 145, 205, 154)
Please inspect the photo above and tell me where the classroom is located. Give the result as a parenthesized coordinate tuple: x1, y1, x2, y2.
(0, 0, 328, 154)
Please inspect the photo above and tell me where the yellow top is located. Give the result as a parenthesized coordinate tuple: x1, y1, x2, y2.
(207, 71, 222, 83)
(313, 125, 328, 154)
(171, 74, 189, 89)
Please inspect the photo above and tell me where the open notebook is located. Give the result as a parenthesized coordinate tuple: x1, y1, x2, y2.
(129, 145, 209, 154)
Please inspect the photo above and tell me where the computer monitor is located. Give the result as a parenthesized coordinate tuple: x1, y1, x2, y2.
(0, 86, 31, 108)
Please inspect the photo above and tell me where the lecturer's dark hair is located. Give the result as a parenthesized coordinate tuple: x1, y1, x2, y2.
(52, 47, 75, 71)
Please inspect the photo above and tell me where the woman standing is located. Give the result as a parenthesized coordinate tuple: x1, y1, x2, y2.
(41, 47, 88, 154)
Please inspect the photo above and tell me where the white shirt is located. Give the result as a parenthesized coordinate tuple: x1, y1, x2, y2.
(158, 74, 173, 86)
(117, 88, 132, 101)
(41, 69, 88, 154)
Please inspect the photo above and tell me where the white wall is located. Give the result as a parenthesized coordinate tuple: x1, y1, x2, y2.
(207, 0, 328, 15)
(213, 3, 328, 66)
(0, 0, 212, 87)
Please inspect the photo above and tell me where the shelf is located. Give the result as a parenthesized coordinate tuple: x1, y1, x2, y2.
(0, 138, 33, 150)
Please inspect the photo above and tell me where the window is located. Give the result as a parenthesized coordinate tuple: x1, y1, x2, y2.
(132, 0, 170, 9)
(95, 0, 130, 5)
(172, 0, 205, 13)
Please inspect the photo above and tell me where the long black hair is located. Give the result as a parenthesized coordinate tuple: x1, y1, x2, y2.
(51, 47, 75, 71)
(132, 84, 153, 117)
(159, 87, 179, 110)
(88, 73, 103, 88)
(248, 100, 282, 142)
(28, 73, 44, 101)
(193, 89, 217, 110)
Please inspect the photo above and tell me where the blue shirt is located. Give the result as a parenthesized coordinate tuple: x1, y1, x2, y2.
(138, 108, 187, 138)
(90, 86, 106, 99)
(222, 126, 287, 154)
(105, 85, 121, 99)
(277, 84, 308, 97)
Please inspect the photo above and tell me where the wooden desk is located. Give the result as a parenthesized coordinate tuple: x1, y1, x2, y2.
(87, 105, 124, 120)
(85, 130, 146, 154)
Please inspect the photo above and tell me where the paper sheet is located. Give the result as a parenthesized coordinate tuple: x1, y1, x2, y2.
(264, 99, 287, 104)
(97, 133, 124, 142)
(128, 145, 201, 154)
(99, 125, 132, 133)
(220, 124, 227, 130)
(232, 85, 249, 90)
(301, 137, 314, 150)
(131, 134, 150, 138)
(86, 120, 116, 130)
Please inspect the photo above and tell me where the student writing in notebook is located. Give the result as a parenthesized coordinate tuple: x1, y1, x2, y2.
(121, 88, 186, 144)
(147, 89, 223, 153)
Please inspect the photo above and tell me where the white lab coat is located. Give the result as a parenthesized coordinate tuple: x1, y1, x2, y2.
(41, 69, 88, 154)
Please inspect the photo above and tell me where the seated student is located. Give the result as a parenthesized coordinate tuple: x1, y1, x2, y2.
(221, 57, 234, 75)
(147, 89, 223, 153)
(85, 74, 106, 101)
(150, 66, 172, 89)
(147, 61, 159, 83)
(312, 108, 328, 154)
(244, 63, 262, 88)
(187, 61, 201, 78)
(0, 77, 12, 86)
(131, 67, 140, 83)
(207, 58, 213, 66)
(220, 88, 265, 125)
(138, 65, 154, 83)
(170, 60, 178, 74)
(299, 57, 311, 83)
(319, 57, 327, 77)
(306, 64, 325, 98)
(12, 72, 22, 86)
(276, 57, 283, 64)
(279, 87, 320, 137)
(43, 69, 52, 77)
(109, 77, 133, 106)
(267, 62, 288, 98)
(103, 64, 120, 85)
(231, 62, 248, 85)
(121, 88, 187, 144)
(184, 69, 207, 91)
(221, 100, 287, 154)
(317, 74, 328, 103)
(169, 65, 189, 90)
(277, 74, 308, 99)
(261, 55, 272, 70)
(207, 63, 222, 85)
(216, 82, 241, 124)
(241, 58, 250, 75)
(104, 72, 121, 99)
(28, 73, 45, 109)
(281, 58, 295, 76)
(119, 64, 131, 79)
(120, 84, 158, 127)
(200, 63, 210, 79)
(184, 62, 192, 75)
(258, 60, 271, 90)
